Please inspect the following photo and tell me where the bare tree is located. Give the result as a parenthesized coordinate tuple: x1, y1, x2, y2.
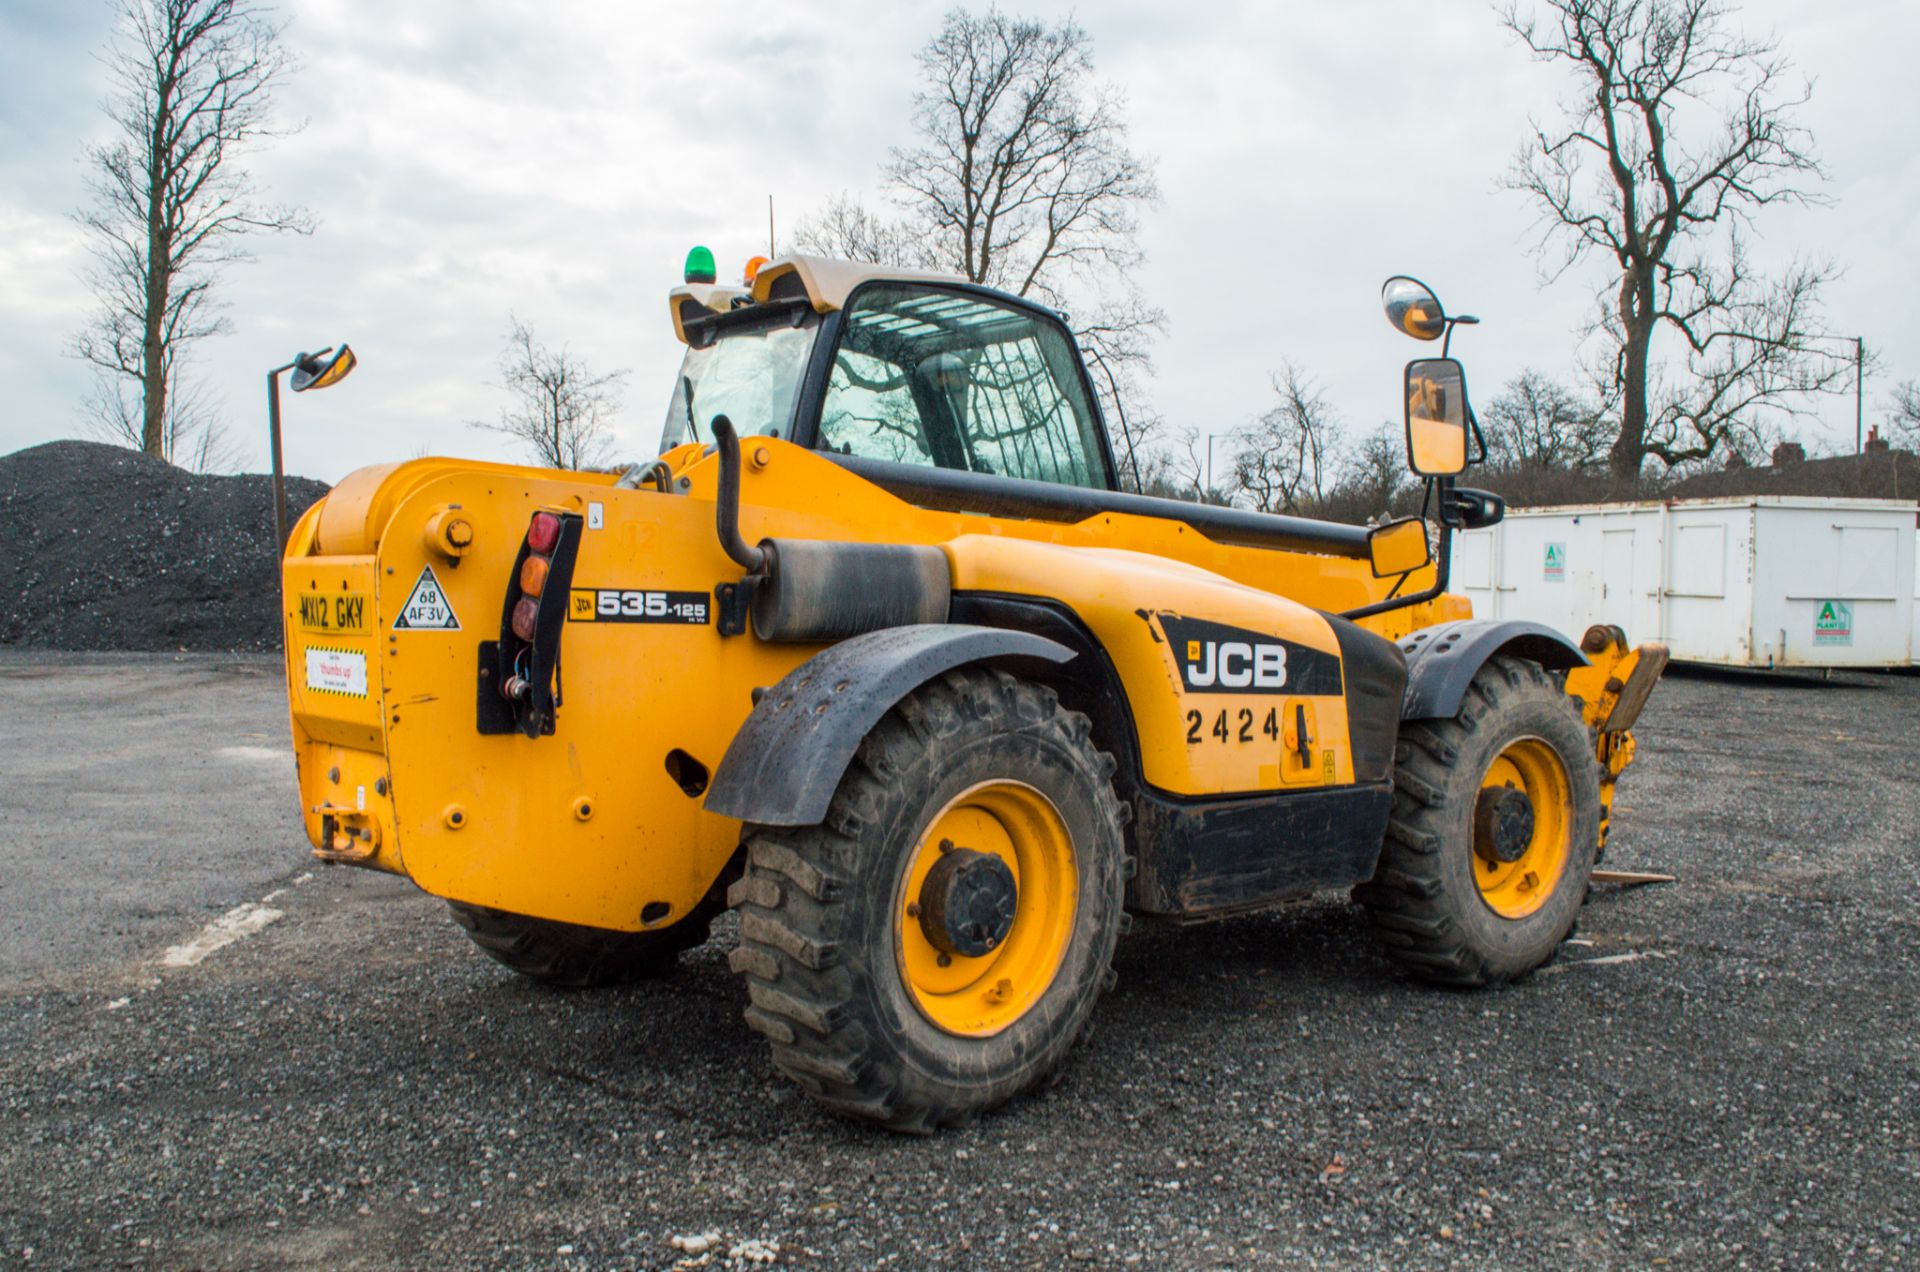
(1326, 424, 1414, 523)
(73, 0, 313, 464)
(793, 9, 1163, 441)
(790, 193, 931, 270)
(1889, 381, 1920, 449)
(1232, 362, 1343, 515)
(1502, 0, 1849, 479)
(888, 9, 1156, 297)
(1481, 369, 1610, 469)
(477, 317, 629, 471)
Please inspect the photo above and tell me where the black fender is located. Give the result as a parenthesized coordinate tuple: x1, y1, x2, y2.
(1397, 619, 1588, 721)
(703, 623, 1075, 827)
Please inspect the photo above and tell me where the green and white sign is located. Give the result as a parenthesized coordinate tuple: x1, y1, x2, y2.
(1813, 600, 1853, 647)
(1543, 542, 1567, 582)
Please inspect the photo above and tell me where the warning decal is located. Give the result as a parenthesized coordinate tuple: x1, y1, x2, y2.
(1813, 600, 1853, 647)
(305, 647, 368, 697)
(1543, 542, 1567, 582)
(393, 565, 460, 631)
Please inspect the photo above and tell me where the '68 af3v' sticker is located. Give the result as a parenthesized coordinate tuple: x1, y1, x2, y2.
(1156, 613, 1342, 696)
(569, 588, 710, 625)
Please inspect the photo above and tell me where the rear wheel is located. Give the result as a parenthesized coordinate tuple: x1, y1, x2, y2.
(727, 668, 1128, 1133)
(1357, 655, 1599, 986)
(449, 891, 721, 988)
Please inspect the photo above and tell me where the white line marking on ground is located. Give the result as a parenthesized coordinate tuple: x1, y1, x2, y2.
(216, 745, 290, 765)
(159, 902, 285, 967)
(1537, 949, 1672, 976)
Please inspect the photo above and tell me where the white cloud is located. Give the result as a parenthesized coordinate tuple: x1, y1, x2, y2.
(1, 0, 1914, 481)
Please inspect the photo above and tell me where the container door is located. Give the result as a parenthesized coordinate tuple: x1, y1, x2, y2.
(1760, 507, 1908, 667)
(1451, 528, 1498, 618)
(1600, 529, 1634, 629)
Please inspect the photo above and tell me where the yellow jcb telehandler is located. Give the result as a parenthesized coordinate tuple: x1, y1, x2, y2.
(280, 256, 1666, 1132)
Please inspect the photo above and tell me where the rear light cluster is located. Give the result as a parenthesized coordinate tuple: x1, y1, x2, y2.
(510, 512, 562, 641)
(481, 508, 580, 738)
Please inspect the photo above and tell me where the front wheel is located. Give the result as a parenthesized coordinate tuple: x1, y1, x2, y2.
(727, 668, 1128, 1133)
(1357, 655, 1600, 986)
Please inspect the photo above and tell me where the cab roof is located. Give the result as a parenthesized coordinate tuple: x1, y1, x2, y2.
(668, 255, 967, 344)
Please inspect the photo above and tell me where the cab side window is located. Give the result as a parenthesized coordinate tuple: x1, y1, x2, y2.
(816, 285, 1110, 490)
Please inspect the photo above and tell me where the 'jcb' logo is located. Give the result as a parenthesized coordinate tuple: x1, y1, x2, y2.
(1184, 638, 1286, 689)
(1158, 613, 1344, 697)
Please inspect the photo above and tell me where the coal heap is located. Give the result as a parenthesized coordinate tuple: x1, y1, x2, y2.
(0, 440, 329, 652)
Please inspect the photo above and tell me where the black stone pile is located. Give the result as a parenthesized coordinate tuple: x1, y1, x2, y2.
(0, 440, 329, 651)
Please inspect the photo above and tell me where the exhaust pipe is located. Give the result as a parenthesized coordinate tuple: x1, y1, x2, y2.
(708, 415, 948, 643)
(710, 415, 766, 574)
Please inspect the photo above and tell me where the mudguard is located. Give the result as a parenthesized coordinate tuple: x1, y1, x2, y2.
(1397, 619, 1588, 721)
(704, 623, 1074, 826)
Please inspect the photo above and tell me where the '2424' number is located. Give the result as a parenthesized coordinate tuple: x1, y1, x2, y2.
(1185, 707, 1281, 746)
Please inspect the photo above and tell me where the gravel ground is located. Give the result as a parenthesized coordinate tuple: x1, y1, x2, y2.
(0, 654, 1915, 1269)
(0, 441, 328, 652)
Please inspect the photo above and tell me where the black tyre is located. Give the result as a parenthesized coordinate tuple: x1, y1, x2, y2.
(449, 891, 721, 988)
(1357, 655, 1600, 986)
(727, 667, 1128, 1133)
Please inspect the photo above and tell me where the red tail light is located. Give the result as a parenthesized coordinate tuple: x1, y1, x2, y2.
(526, 512, 561, 554)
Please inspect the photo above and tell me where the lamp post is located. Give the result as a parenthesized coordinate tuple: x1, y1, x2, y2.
(267, 344, 358, 548)
(1853, 336, 1864, 455)
(1204, 432, 1233, 500)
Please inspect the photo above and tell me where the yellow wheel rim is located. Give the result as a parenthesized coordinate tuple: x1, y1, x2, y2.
(1474, 737, 1573, 919)
(895, 781, 1078, 1038)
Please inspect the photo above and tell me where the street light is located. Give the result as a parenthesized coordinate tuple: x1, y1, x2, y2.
(267, 344, 357, 548)
(1804, 333, 1868, 454)
(1204, 432, 1234, 498)
(1850, 335, 1865, 456)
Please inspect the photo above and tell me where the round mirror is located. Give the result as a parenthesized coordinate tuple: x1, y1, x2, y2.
(1382, 276, 1447, 342)
(290, 344, 357, 393)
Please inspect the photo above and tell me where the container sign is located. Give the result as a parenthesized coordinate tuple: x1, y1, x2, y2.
(1813, 600, 1853, 647)
(1543, 542, 1567, 582)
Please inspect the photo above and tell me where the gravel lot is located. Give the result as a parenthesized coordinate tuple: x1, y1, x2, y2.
(1, 652, 1915, 1270)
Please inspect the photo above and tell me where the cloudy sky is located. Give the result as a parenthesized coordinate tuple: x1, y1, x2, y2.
(1, 0, 1914, 484)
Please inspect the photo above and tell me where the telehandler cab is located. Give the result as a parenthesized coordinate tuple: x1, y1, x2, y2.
(281, 255, 1666, 1132)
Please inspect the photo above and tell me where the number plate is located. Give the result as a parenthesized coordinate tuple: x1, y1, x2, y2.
(295, 591, 369, 635)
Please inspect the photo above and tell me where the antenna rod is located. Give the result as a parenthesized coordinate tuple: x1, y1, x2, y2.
(768, 195, 775, 258)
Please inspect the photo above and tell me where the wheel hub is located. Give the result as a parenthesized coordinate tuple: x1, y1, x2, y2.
(1474, 786, 1535, 865)
(917, 845, 1018, 958)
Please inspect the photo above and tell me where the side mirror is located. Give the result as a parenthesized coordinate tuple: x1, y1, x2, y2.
(1382, 276, 1447, 342)
(1404, 357, 1469, 476)
(1367, 517, 1433, 578)
(290, 344, 357, 393)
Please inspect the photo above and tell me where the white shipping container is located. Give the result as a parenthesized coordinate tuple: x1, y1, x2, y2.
(1450, 496, 1918, 669)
